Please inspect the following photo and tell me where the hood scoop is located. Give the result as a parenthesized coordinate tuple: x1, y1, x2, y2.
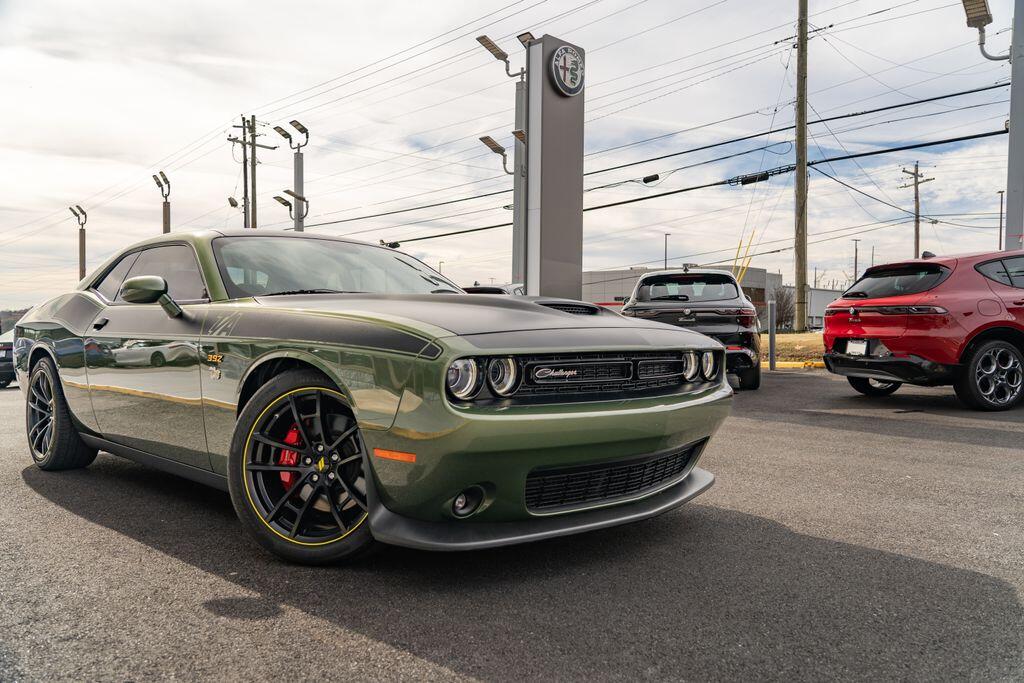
(537, 301, 601, 315)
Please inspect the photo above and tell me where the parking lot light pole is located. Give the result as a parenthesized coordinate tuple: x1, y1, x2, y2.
(152, 171, 170, 233)
(69, 205, 87, 280)
(664, 233, 670, 270)
(768, 300, 777, 371)
(959, 0, 1024, 249)
(274, 120, 309, 231)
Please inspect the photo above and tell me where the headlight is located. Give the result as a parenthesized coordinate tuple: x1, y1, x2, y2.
(487, 357, 519, 396)
(446, 359, 480, 400)
(700, 351, 717, 380)
(683, 352, 700, 381)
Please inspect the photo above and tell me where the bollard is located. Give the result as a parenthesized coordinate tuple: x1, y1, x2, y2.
(768, 300, 777, 371)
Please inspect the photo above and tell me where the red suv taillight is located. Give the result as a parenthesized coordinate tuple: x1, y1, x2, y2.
(826, 305, 948, 316)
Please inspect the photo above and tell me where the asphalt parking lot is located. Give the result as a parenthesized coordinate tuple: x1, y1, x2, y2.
(1, 371, 1021, 681)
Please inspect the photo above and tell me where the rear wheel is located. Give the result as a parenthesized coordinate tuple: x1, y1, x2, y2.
(736, 365, 761, 390)
(26, 357, 97, 470)
(847, 376, 901, 397)
(228, 369, 375, 565)
(954, 340, 1024, 411)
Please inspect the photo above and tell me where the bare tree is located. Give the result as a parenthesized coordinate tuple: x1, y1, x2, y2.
(771, 285, 795, 330)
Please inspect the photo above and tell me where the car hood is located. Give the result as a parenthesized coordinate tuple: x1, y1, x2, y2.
(252, 293, 695, 339)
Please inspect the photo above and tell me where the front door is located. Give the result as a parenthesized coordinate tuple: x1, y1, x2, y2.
(86, 244, 211, 468)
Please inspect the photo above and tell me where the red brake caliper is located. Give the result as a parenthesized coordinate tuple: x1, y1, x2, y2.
(278, 424, 302, 489)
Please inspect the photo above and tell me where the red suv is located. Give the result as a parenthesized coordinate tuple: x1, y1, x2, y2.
(823, 250, 1024, 411)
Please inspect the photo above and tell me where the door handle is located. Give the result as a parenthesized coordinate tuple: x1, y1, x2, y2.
(92, 317, 109, 330)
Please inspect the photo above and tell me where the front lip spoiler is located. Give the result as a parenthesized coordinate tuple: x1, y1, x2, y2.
(366, 466, 714, 551)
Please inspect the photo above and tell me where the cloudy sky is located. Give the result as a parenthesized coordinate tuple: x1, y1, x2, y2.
(0, 0, 1014, 308)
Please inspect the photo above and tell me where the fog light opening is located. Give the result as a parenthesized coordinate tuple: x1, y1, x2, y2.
(452, 486, 484, 517)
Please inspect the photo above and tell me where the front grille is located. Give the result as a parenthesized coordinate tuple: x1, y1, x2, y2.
(515, 351, 704, 398)
(524, 440, 706, 512)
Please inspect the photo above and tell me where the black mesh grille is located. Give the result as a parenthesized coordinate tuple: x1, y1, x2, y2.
(524, 440, 705, 512)
(539, 302, 600, 315)
(515, 351, 698, 398)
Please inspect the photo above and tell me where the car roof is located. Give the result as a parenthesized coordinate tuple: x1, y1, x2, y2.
(865, 248, 1024, 271)
(120, 229, 377, 250)
(636, 268, 737, 281)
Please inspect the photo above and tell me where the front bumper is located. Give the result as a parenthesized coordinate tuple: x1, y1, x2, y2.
(367, 464, 714, 551)
(362, 380, 731, 534)
(823, 352, 958, 385)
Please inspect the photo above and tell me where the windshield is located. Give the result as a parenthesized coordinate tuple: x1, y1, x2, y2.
(212, 236, 462, 298)
(844, 264, 949, 299)
(635, 273, 739, 302)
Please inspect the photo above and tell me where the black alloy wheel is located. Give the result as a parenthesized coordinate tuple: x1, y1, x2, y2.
(25, 357, 97, 470)
(229, 369, 375, 564)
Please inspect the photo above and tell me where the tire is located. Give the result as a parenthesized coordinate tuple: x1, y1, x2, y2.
(736, 365, 761, 390)
(151, 352, 166, 368)
(847, 376, 901, 397)
(228, 368, 375, 565)
(954, 340, 1024, 411)
(26, 357, 97, 471)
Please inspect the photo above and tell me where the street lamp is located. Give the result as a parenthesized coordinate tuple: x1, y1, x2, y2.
(516, 32, 535, 48)
(479, 135, 513, 175)
(152, 170, 171, 233)
(274, 189, 309, 226)
(69, 205, 87, 280)
(960, 0, 1007, 60)
(476, 34, 523, 78)
(273, 119, 310, 231)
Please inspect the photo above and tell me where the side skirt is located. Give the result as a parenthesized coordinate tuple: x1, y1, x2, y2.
(79, 434, 229, 492)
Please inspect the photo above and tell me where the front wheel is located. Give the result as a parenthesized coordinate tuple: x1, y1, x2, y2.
(228, 369, 375, 565)
(736, 365, 761, 390)
(847, 376, 901, 397)
(954, 340, 1024, 411)
(26, 357, 97, 470)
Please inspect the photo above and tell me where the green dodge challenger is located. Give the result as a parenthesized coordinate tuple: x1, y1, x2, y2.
(16, 231, 731, 564)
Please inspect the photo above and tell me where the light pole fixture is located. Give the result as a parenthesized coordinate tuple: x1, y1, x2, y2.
(152, 170, 171, 233)
(960, 0, 1008, 60)
(275, 119, 309, 231)
(274, 189, 309, 226)
(379, 239, 401, 249)
(511, 129, 526, 145)
(69, 205, 87, 280)
(228, 196, 239, 208)
(480, 135, 513, 175)
(274, 119, 309, 150)
(516, 32, 535, 48)
(476, 34, 523, 78)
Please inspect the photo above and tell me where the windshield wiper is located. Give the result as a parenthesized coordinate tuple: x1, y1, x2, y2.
(649, 295, 690, 301)
(262, 289, 357, 296)
(844, 291, 869, 298)
(431, 289, 460, 294)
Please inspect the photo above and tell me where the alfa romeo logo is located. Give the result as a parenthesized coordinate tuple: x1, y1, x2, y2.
(550, 45, 584, 97)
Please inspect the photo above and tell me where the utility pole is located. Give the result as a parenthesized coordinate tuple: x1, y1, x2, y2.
(664, 233, 670, 270)
(899, 161, 934, 257)
(871, 245, 875, 267)
(998, 189, 1005, 250)
(273, 120, 310, 231)
(794, 0, 809, 332)
(69, 205, 87, 280)
(152, 171, 170, 234)
(852, 239, 861, 282)
(228, 115, 277, 229)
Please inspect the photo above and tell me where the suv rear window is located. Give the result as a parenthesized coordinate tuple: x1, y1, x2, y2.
(635, 273, 739, 302)
(844, 264, 949, 299)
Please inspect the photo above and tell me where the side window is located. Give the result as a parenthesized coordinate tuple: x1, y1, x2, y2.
(977, 260, 1013, 287)
(122, 245, 207, 302)
(92, 252, 139, 302)
(1002, 257, 1024, 288)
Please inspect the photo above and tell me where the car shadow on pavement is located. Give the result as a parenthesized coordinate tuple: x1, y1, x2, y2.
(22, 457, 1024, 680)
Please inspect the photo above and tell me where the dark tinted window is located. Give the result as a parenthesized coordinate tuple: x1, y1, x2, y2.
(977, 260, 1013, 287)
(122, 245, 206, 302)
(212, 236, 461, 298)
(635, 273, 739, 302)
(93, 252, 139, 302)
(1003, 257, 1024, 287)
(845, 264, 948, 298)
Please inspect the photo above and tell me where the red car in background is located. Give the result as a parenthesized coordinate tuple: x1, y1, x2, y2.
(823, 250, 1024, 411)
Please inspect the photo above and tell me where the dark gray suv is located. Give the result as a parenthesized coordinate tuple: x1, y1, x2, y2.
(621, 268, 762, 390)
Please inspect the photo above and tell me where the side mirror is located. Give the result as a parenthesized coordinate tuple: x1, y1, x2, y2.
(120, 275, 182, 318)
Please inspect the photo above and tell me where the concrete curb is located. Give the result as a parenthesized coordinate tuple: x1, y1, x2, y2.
(761, 361, 826, 369)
